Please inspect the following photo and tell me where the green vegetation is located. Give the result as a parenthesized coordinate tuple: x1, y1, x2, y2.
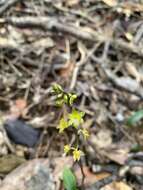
(127, 109, 143, 126)
(63, 167, 78, 190)
(52, 83, 89, 161)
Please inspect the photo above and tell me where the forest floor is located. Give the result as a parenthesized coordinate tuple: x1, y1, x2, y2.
(0, 0, 143, 190)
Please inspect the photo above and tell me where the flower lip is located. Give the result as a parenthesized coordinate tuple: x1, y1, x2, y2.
(72, 148, 84, 161)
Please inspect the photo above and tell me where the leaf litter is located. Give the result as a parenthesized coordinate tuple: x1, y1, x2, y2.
(0, 0, 143, 190)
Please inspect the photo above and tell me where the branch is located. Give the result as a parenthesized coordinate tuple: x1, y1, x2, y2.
(5, 16, 143, 57)
(0, 0, 23, 15)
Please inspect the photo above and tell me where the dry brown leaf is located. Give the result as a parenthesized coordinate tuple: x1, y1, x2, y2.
(53, 156, 73, 179)
(106, 148, 129, 165)
(59, 61, 75, 78)
(125, 62, 141, 83)
(0, 37, 18, 48)
(101, 181, 132, 190)
(109, 181, 133, 190)
(10, 99, 27, 119)
(117, 3, 143, 17)
(102, 0, 117, 7)
(15, 99, 27, 111)
(75, 166, 110, 187)
(124, 32, 133, 41)
(32, 38, 54, 49)
(121, 2, 143, 13)
(82, 118, 94, 129)
(90, 129, 112, 149)
(130, 166, 143, 175)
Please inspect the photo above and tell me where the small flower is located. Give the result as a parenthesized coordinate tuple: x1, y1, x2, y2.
(57, 118, 68, 133)
(64, 145, 71, 154)
(68, 109, 85, 128)
(80, 129, 89, 140)
(72, 148, 84, 161)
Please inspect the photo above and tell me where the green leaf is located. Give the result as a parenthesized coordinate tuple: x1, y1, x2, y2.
(56, 99, 64, 107)
(52, 84, 63, 94)
(69, 94, 77, 106)
(127, 109, 143, 126)
(64, 94, 69, 104)
(63, 167, 77, 190)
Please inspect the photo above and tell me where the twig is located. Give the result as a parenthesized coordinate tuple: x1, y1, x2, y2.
(70, 41, 87, 90)
(41, 134, 54, 157)
(4, 16, 143, 57)
(3, 128, 15, 153)
(0, 0, 23, 15)
(70, 42, 101, 90)
(34, 130, 46, 158)
(134, 24, 143, 44)
(5, 16, 102, 41)
(53, 5, 98, 24)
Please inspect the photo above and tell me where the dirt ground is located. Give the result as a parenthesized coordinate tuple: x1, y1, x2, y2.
(0, 0, 143, 190)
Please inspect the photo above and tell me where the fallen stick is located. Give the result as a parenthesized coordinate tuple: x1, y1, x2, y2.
(0, 0, 23, 15)
(5, 16, 143, 57)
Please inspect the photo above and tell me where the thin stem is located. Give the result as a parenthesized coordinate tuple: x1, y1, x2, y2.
(79, 159, 85, 188)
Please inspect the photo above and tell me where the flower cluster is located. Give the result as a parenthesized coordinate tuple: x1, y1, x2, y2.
(57, 109, 89, 139)
(64, 145, 84, 161)
(52, 84, 89, 161)
(52, 84, 77, 106)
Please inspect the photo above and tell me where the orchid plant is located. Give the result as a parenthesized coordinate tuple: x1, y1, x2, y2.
(51, 84, 89, 161)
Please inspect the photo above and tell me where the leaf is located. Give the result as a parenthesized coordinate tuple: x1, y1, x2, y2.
(52, 84, 63, 94)
(69, 94, 77, 106)
(127, 110, 143, 126)
(74, 166, 110, 187)
(64, 94, 69, 104)
(59, 61, 75, 78)
(125, 32, 133, 41)
(63, 167, 77, 190)
(65, 0, 80, 7)
(56, 98, 64, 107)
(110, 181, 133, 190)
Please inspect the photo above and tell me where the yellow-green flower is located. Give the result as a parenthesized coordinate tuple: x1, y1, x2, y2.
(57, 118, 68, 133)
(72, 148, 83, 161)
(80, 129, 89, 140)
(68, 109, 84, 128)
(64, 145, 71, 154)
